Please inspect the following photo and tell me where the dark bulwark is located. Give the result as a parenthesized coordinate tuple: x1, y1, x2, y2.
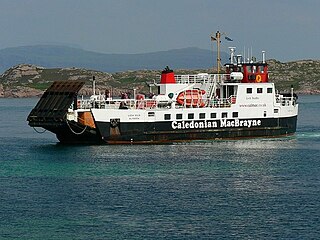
(27, 81, 102, 144)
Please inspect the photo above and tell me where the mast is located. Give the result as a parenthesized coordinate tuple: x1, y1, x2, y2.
(216, 31, 221, 74)
(211, 30, 232, 74)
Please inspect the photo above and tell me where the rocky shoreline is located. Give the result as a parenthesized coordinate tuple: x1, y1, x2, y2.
(0, 62, 319, 98)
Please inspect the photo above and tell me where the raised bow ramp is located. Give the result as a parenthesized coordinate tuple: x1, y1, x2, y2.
(27, 80, 85, 127)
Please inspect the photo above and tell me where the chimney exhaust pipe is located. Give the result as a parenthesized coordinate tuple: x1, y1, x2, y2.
(262, 51, 266, 64)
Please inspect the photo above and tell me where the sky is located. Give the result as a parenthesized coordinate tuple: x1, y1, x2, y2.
(0, 0, 319, 61)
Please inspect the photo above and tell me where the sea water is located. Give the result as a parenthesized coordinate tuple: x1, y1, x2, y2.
(0, 96, 319, 239)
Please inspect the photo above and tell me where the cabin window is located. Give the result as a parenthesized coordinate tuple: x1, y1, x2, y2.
(246, 65, 252, 73)
(164, 114, 171, 120)
(267, 88, 272, 93)
(259, 66, 264, 73)
(176, 114, 182, 120)
(188, 113, 194, 119)
(222, 112, 228, 118)
(148, 112, 155, 117)
(274, 109, 279, 113)
(247, 88, 252, 94)
(232, 112, 238, 118)
(199, 113, 206, 119)
(211, 113, 217, 118)
(264, 111, 267, 117)
(257, 88, 263, 94)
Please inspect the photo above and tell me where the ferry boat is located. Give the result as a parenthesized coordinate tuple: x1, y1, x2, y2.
(27, 33, 298, 144)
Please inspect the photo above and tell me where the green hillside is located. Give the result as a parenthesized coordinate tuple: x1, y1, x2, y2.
(268, 59, 320, 93)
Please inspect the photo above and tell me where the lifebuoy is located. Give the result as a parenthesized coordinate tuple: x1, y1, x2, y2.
(256, 75, 262, 82)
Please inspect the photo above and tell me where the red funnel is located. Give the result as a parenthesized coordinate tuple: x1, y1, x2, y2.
(160, 66, 176, 84)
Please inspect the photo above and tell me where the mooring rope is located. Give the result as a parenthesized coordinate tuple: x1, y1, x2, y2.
(33, 127, 47, 134)
(66, 120, 88, 135)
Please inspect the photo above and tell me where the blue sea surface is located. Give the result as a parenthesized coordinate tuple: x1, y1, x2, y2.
(0, 96, 319, 239)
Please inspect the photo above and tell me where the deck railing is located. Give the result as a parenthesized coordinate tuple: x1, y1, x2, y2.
(173, 74, 230, 84)
(275, 94, 297, 106)
(74, 95, 237, 111)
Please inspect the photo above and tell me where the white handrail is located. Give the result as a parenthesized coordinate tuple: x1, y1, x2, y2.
(173, 74, 229, 84)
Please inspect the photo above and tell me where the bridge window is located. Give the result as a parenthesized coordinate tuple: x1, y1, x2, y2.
(232, 112, 238, 118)
(188, 113, 194, 119)
(164, 114, 171, 120)
(222, 112, 228, 118)
(267, 88, 272, 93)
(211, 113, 217, 118)
(259, 66, 264, 73)
(247, 88, 252, 94)
(257, 88, 263, 94)
(199, 113, 206, 119)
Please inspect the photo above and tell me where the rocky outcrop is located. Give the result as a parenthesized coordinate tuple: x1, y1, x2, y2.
(1, 64, 44, 83)
(0, 64, 158, 97)
(4, 86, 44, 98)
(0, 65, 44, 97)
(0, 84, 4, 97)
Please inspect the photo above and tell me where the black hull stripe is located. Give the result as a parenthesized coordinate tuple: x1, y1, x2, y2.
(95, 116, 297, 144)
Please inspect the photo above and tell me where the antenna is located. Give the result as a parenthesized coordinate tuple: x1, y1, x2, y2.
(92, 76, 96, 95)
(228, 47, 236, 64)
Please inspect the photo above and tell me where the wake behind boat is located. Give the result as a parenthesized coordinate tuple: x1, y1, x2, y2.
(27, 32, 298, 144)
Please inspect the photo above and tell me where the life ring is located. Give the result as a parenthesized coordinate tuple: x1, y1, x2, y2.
(256, 75, 262, 83)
